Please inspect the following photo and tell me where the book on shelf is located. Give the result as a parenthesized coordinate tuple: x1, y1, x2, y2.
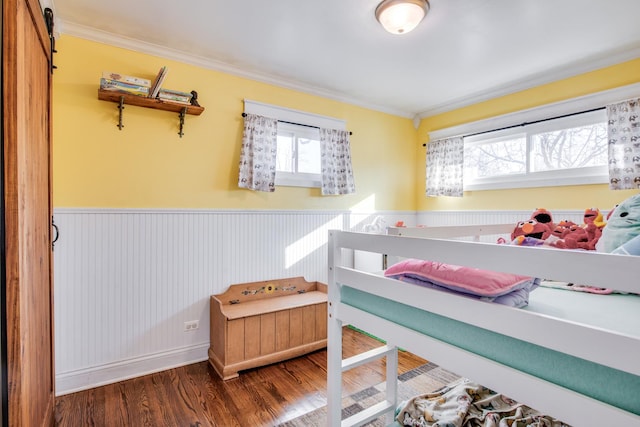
(101, 71, 151, 88)
(149, 66, 169, 98)
(100, 78, 149, 97)
(157, 88, 193, 104)
(158, 97, 191, 105)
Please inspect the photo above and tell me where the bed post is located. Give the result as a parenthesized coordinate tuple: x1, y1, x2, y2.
(327, 230, 342, 427)
(385, 343, 398, 424)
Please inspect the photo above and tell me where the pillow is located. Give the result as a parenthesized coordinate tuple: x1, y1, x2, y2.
(596, 193, 640, 253)
(384, 258, 538, 298)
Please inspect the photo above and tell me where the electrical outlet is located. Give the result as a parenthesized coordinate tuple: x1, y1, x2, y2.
(184, 320, 199, 332)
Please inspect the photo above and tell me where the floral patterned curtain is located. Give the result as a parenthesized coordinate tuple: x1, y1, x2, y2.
(238, 113, 278, 192)
(607, 98, 640, 190)
(425, 136, 464, 197)
(320, 128, 355, 195)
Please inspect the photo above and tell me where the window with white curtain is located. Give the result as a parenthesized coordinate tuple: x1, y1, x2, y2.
(276, 122, 322, 187)
(463, 109, 608, 191)
(244, 99, 346, 189)
(427, 83, 640, 193)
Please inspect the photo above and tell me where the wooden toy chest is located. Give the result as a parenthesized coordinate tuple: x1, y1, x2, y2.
(208, 277, 327, 380)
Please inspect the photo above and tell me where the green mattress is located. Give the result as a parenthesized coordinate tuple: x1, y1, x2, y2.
(341, 285, 640, 416)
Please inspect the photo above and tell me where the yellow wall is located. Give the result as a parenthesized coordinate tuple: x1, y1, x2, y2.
(54, 35, 639, 213)
(53, 36, 418, 211)
(417, 59, 640, 211)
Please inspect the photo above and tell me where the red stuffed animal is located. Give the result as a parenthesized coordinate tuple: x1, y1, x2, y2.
(553, 223, 601, 250)
(550, 220, 576, 240)
(530, 208, 555, 232)
(584, 207, 606, 229)
(511, 219, 552, 241)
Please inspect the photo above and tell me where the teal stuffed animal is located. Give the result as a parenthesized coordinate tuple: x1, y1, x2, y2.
(596, 194, 640, 254)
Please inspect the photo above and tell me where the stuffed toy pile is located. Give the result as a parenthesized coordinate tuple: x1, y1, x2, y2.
(508, 193, 640, 255)
(510, 207, 604, 250)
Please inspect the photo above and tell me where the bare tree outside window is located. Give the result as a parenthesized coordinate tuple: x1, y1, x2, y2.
(464, 135, 526, 181)
(276, 129, 321, 174)
(463, 110, 607, 188)
(276, 132, 294, 172)
(530, 123, 607, 172)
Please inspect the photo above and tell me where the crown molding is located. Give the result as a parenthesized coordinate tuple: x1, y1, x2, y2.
(58, 20, 415, 119)
(56, 20, 640, 122)
(417, 44, 640, 119)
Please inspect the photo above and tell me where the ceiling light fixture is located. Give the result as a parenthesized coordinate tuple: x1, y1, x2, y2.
(375, 0, 429, 35)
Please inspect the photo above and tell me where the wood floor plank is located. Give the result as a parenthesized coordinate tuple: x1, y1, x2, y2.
(54, 386, 105, 426)
(154, 369, 202, 425)
(180, 363, 235, 427)
(55, 327, 427, 426)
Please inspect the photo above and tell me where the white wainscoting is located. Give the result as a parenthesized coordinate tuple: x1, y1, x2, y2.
(53, 208, 587, 394)
(53, 208, 414, 395)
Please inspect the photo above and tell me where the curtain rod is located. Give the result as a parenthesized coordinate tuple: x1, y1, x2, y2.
(241, 113, 352, 135)
(421, 106, 605, 147)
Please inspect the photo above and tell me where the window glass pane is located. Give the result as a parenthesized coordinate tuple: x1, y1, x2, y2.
(297, 138, 321, 174)
(530, 123, 607, 172)
(463, 135, 526, 181)
(460, 109, 609, 190)
(276, 133, 294, 172)
(275, 122, 322, 188)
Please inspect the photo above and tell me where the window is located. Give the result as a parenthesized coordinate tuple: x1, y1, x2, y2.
(243, 99, 346, 189)
(463, 109, 608, 190)
(275, 122, 322, 187)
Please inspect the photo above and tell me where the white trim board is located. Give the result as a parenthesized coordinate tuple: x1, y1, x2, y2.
(53, 207, 354, 215)
(53, 207, 416, 216)
(244, 99, 346, 130)
(55, 343, 209, 396)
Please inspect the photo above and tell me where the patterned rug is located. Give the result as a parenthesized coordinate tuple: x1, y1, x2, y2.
(276, 362, 460, 427)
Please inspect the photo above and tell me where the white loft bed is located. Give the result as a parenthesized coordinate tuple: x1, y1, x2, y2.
(327, 225, 640, 427)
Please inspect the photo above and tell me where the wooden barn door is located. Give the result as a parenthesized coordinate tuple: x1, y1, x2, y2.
(2, 0, 54, 425)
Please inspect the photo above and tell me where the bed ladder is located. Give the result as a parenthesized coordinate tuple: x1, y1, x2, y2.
(327, 230, 400, 426)
(327, 329, 399, 426)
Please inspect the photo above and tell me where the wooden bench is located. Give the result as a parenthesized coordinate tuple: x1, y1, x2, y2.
(208, 277, 327, 380)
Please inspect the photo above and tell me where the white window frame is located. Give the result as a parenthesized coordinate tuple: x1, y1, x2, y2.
(427, 82, 640, 192)
(243, 99, 346, 188)
(275, 122, 322, 188)
(463, 109, 608, 191)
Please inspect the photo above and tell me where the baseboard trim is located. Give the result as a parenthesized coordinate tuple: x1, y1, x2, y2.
(55, 343, 210, 396)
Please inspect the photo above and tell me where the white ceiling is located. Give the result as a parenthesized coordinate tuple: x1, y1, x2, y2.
(48, 0, 640, 118)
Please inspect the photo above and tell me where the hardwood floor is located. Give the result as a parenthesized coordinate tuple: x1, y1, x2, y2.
(55, 327, 426, 426)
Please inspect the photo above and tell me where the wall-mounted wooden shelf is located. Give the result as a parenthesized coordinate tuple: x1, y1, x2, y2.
(98, 89, 204, 115)
(98, 89, 204, 137)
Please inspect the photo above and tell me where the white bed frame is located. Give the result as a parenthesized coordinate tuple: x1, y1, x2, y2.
(327, 225, 640, 427)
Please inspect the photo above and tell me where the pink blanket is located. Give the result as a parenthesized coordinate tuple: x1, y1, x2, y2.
(385, 259, 539, 308)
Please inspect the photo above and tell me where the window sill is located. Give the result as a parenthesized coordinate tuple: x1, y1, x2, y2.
(464, 168, 608, 191)
(275, 174, 321, 189)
